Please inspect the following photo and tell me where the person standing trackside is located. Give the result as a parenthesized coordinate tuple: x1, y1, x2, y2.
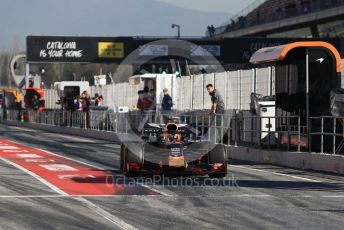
(161, 88, 173, 112)
(74, 95, 83, 112)
(206, 84, 225, 143)
(80, 90, 91, 128)
(142, 87, 153, 111)
(206, 84, 225, 114)
(80, 90, 91, 112)
(137, 90, 144, 112)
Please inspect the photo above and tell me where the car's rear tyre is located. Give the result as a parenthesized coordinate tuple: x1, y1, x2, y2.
(208, 144, 228, 178)
(120, 142, 144, 177)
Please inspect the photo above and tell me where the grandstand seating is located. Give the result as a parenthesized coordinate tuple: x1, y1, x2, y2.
(213, 0, 344, 36)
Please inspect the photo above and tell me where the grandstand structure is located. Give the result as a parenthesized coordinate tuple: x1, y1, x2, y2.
(211, 0, 344, 38)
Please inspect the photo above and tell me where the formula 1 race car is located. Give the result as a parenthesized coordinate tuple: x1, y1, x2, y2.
(120, 117, 227, 178)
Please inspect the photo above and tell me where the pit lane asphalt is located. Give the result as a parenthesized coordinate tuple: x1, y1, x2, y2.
(1, 124, 344, 230)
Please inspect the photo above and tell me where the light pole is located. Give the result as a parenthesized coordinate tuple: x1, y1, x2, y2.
(171, 24, 180, 38)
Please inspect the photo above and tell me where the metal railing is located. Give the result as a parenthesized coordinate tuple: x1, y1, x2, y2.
(6, 109, 344, 155)
(241, 115, 304, 152)
(26, 110, 132, 134)
(309, 116, 344, 155)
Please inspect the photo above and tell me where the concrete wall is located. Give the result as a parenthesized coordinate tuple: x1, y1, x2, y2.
(43, 67, 273, 112)
(228, 145, 344, 175)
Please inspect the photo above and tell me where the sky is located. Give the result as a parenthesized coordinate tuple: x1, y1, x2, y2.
(0, 0, 257, 52)
(157, 0, 256, 13)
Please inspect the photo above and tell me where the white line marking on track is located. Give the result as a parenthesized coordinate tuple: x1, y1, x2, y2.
(231, 165, 322, 183)
(0, 195, 68, 198)
(1, 194, 344, 199)
(74, 196, 138, 230)
(72, 194, 167, 197)
(25, 159, 55, 163)
(49, 133, 97, 143)
(6, 139, 171, 197)
(38, 148, 107, 170)
(3, 150, 28, 153)
(45, 148, 172, 196)
(7, 126, 37, 132)
(0, 155, 138, 230)
(0, 157, 68, 196)
(16, 154, 43, 158)
(233, 194, 272, 198)
(0, 195, 162, 198)
(0, 146, 19, 149)
(136, 183, 173, 197)
(1, 194, 344, 200)
(5, 139, 110, 171)
(38, 147, 172, 197)
(320, 195, 344, 198)
(40, 164, 78, 171)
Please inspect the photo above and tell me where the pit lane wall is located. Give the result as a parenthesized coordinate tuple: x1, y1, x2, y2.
(228, 146, 344, 175)
(4, 120, 344, 175)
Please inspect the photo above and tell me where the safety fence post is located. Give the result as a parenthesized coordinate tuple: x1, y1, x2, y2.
(234, 112, 238, 147)
(321, 117, 324, 154)
(333, 117, 336, 155)
(221, 114, 224, 144)
(298, 116, 301, 153)
(309, 118, 312, 153)
(227, 114, 231, 146)
(214, 115, 217, 144)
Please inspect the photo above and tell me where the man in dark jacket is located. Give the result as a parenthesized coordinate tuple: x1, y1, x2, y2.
(161, 88, 173, 112)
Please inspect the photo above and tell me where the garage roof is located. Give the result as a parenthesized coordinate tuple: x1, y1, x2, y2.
(249, 41, 342, 73)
